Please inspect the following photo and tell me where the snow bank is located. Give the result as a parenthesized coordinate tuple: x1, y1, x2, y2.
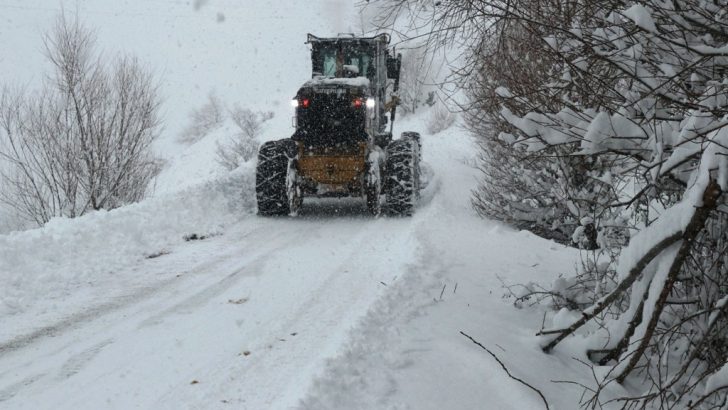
(0, 164, 256, 317)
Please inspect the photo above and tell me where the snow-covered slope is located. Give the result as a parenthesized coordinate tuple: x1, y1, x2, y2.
(0, 165, 254, 318)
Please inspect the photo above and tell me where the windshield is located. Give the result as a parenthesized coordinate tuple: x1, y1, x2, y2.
(316, 43, 373, 78)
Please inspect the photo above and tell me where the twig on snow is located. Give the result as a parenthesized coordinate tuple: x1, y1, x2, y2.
(460, 331, 550, 410)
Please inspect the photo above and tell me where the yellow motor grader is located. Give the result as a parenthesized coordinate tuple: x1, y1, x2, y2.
(255, 33, 421, 216)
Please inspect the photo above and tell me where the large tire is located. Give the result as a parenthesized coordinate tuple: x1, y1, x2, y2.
(401, 132, 421, 158)
(401, 132, 422, 197)
(256, 139, 296, 216)
(385, 133, 420, 216)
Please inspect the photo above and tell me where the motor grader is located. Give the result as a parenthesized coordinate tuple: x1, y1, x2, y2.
(255, 33, 421, 216)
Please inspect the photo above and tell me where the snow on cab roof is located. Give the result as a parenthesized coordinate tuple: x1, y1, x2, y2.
(302, 75, 371, 88)
(306, 33, 390, 45)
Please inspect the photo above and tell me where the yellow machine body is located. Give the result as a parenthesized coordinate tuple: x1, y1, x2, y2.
(296, 143, 367, 189)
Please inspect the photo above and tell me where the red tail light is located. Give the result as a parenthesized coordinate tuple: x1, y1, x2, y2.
(353, 98, 363, 108)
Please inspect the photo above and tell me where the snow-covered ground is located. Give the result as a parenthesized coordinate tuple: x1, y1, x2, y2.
(0, 120, 622, 409)
(0, 2, 625, 409)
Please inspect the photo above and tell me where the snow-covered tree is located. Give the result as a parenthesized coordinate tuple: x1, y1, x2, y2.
(398, 47, 432, 116)
(518, 3, 728, 406)
(465, 5, 621, 248)
(0, 14, 161, 226)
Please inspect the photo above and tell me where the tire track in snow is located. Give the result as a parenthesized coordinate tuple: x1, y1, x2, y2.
(296, 133, 470, 409)
(0, 374, 44, 402)
(135, 254, 269, 330)
(0, 278, 182, 356)
(0, 222, 276, 357)
(57, 339, 114, 380)
(148, 206, 423, 409)
(0, 221, 310, 402)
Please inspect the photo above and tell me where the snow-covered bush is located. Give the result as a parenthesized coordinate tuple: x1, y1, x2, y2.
(461, 6, 620, 249)
(484, 1, 727, 407)
(397, 47, 432, 116)
(178, 92, 224, 144)
(216, 107, 273, 170)
(0, 14, 161, 227)
(179, 92, 272, 171)
(425, 101, 456, 134)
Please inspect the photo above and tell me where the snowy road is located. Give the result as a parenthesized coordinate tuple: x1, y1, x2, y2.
(0, 122, 439, 409)
(0, 129, 592, 409)
(0, 201, 425, 408)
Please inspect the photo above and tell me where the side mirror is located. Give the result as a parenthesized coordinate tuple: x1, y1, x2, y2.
(386, 54, 401, 81)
